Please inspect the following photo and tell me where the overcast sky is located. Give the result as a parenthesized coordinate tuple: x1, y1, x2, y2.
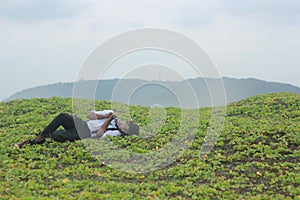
(0, 0, 299, 101)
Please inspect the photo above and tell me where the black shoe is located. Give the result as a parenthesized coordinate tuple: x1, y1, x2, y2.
(29, 138, 46, 145)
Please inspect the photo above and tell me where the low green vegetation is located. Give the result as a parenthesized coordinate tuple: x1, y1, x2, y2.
(0, 93, 299, 199)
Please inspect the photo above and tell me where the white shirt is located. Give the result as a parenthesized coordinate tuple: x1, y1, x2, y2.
(86, 110, 121, 138)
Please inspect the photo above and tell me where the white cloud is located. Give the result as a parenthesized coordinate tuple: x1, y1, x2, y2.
(0, 0, 89, 22)
(217, 0, 300, 26)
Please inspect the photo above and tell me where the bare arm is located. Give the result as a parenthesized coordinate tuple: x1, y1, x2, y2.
(87, 112, 112, 120)
(96, 113, 115, 137)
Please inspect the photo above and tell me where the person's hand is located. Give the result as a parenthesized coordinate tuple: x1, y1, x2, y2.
(105, 113, 111, 117)
(107, 112, 114, 120)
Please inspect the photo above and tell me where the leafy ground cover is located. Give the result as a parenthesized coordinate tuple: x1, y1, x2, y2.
(0, 93, 299, 199)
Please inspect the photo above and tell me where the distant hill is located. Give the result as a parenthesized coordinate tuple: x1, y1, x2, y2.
(6, 77, 300, 107)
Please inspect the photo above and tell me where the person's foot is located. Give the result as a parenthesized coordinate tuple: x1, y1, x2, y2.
(14, 140, 31, 149)
(14, 132, 48, 148)
(35, 131, 50, 139)
(34, 132, 44, 140)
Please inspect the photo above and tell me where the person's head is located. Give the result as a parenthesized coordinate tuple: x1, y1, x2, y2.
(117, 120, 139, 136)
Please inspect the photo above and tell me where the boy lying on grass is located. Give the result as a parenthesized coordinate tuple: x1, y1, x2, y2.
(15, 110, 139, 148)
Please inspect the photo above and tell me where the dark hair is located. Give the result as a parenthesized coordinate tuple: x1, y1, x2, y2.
(128, 121, 139, 136)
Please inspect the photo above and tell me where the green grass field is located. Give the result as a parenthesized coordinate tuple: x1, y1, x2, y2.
(0, 93, 299, 199)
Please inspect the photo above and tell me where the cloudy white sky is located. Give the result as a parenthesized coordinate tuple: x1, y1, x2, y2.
(0, 0, 299, 101)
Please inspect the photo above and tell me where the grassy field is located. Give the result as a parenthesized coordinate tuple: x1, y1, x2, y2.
(0, 93, 299, 199)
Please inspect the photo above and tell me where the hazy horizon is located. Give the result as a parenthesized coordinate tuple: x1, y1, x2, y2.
(1, 0, 300, 101)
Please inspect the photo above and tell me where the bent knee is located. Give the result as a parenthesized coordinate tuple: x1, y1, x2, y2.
(58, 112, 71, 118)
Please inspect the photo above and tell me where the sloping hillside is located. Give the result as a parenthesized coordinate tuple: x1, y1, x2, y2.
(0, 93, 299, 199)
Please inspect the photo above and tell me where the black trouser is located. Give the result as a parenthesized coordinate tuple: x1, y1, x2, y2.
(34, 113, 91, 144)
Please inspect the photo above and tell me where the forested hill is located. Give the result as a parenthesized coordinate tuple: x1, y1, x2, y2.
(6, 77, 300, 107)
